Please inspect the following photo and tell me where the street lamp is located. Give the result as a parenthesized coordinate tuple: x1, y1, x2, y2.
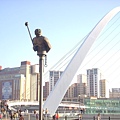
(25, 22, 52, 120)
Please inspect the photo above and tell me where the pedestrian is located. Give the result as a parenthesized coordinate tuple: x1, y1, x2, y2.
(0, 113, 2, 120)
(34, 110, 36, 114)
(13, 112, 17, 120)
(79, 114, 82, 120)
(55, 112, 59, 120)
(19, 109, 22, 116)
(65, 116, 67, 120)
(36, 113, 39, 120)
(52, 114, 55, 120)
(10, 113, 13, 120)
(19, 114, 24, 120)
(97, 113, 101, 120)
(16, 111, 19, 119)
(80, 108, 83, 114)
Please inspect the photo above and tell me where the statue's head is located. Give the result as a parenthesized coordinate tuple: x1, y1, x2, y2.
(35, 29, 41, 36)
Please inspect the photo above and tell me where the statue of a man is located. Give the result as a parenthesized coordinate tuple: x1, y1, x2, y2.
(32, 29, 52, 56)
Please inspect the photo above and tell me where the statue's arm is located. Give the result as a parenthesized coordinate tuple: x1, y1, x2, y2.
(44, 37, 52, 48)
(32, 38, 36, 45)
(32, 37, 38, 51)
(43, 37, 52, 52)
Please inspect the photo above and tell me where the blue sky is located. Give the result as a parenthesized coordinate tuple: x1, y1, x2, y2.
(1, 1, 120, 88)
(0, 0, 119, 68)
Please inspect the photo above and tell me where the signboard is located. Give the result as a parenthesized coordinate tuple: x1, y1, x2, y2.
(2, 81, 12, 99)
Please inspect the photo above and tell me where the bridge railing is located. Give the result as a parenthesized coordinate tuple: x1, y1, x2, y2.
(7, 100, 39, 107)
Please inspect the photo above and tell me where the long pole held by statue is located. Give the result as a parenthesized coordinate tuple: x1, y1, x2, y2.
(25, 22, 52, 120)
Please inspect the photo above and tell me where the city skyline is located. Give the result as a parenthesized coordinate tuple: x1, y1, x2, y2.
(0, 60, 118, 91)
(1, 1, 120, 89)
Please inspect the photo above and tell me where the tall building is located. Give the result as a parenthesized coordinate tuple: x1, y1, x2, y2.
(77, 74, 87, 83)
(110, 88, 120, 98)
(87, 68, 102, 98)
(0, 66, 25, 100)
(112, 88, 120, 92)
(63, 83, 78, 101)
(20, 61, 31, 100)
(43, 81, 49, 101)
(99, 79, 109, 98)
(69, 83, 78, 98)
(30, 64, 39, 101)
(77, 74, 87, 96)
(0, 61, 39, 101)
(49, 70, 63, 92)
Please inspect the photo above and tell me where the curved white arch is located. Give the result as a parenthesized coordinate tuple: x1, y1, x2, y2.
(43, 7, 120, 115)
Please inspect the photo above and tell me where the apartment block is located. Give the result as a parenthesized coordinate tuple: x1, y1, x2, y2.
(49, 70, 63, 92)
(43, 81, 49, 101)
(99, 79, 109, 98)
(110, 88, 120, 98)
(87, 68, 101, 98)
(77, 74, 87, 96)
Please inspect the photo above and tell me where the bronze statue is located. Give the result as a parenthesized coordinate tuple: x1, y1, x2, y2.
(33, 29, 52, 56)
(25, 22, 51, 120)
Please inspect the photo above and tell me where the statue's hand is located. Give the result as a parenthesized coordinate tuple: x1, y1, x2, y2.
(33, 46, 38, 51)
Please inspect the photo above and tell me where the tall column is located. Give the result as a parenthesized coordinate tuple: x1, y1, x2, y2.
(39, 54, 44, 120)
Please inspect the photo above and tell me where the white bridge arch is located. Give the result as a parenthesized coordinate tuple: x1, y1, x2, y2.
(43, 7, 120, 115)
